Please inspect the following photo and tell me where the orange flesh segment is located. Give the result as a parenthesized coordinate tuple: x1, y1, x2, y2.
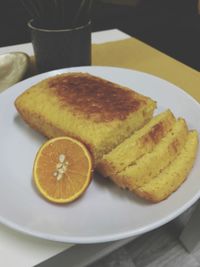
(33, 137, 93, 203)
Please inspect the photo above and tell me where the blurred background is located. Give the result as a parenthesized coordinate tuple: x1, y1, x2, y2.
(0, 0, 199, 70)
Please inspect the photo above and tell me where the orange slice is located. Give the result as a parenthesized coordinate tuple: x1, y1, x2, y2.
(33, 136, 93, 204)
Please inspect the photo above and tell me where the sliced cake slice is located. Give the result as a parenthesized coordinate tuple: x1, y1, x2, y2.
(97, 109, 176, 177)
(110, 118, 188, 190)
(15, 72, 156, 163)
(135, 130, 198, 202)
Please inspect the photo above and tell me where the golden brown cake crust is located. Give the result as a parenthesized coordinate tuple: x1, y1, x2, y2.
(47, 73, 148, 122)
(142, 122, 165, 145)
(15, 72, 156, 163)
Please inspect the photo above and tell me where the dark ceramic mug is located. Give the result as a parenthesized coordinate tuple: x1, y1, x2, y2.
(28, 20, 91, 73)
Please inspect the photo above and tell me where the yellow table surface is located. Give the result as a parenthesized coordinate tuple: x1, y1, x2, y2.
(92, 37, 200, 102)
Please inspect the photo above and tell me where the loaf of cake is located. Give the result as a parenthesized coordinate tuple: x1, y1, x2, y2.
(15, 72, 156, 163)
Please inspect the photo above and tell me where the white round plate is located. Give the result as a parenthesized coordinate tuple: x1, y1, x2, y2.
(0, 66, 199, 244)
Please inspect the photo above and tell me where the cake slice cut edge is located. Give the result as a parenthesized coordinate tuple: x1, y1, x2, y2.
(135, 130, 199, 202)
(110, 118, 189, 190)
(97, 109, 176, 177)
